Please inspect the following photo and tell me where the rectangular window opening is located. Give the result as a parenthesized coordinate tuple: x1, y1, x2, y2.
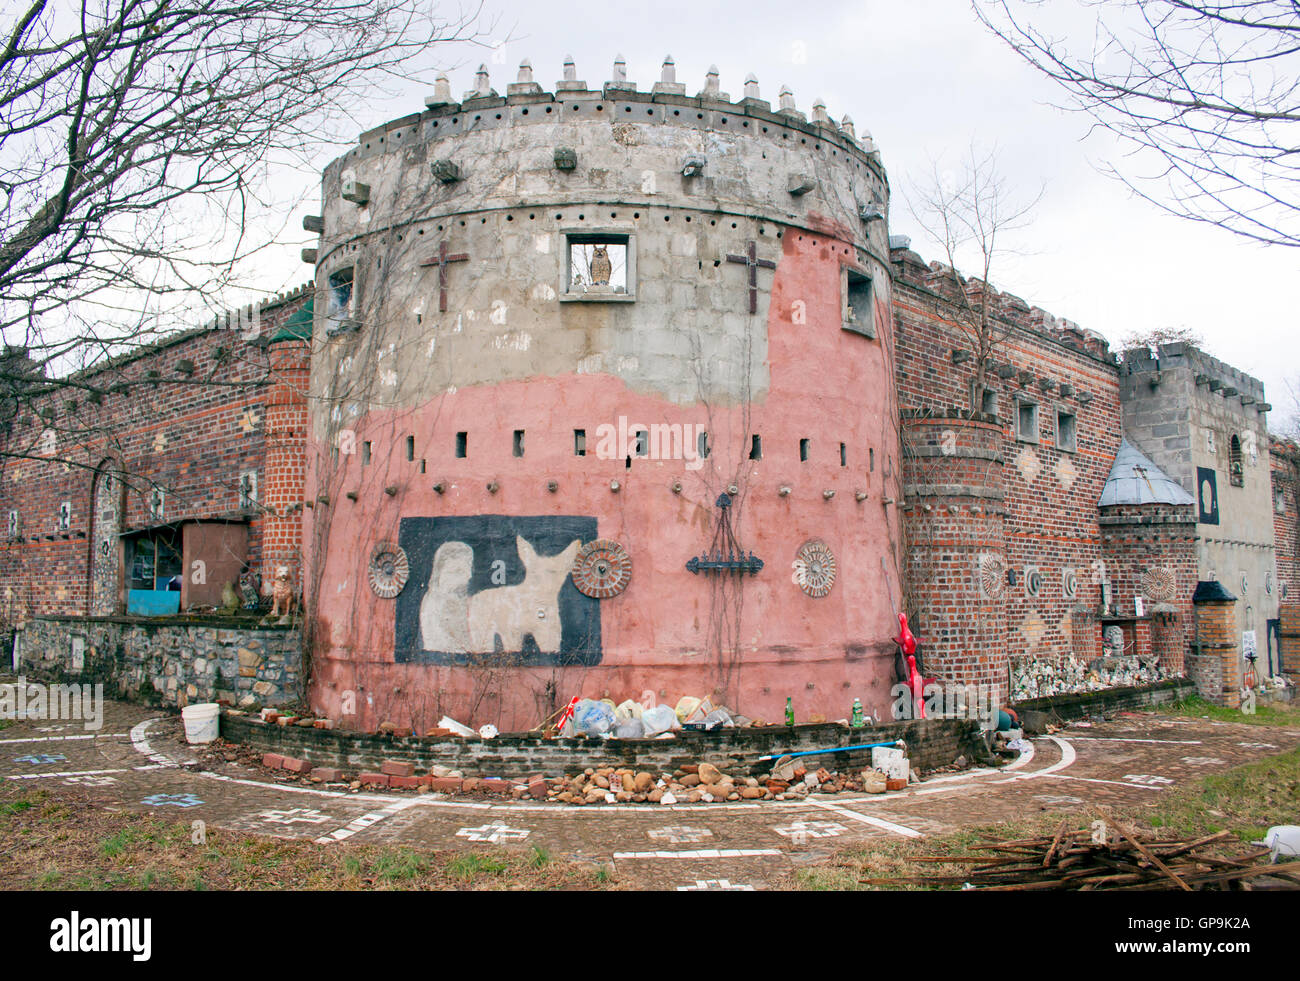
(513, 429, 525, 457)
(1056, 409, 1077, 453)
(869, 447, 875, 472)
(362, 441, 371, 465)
(749, 435, 762, 460)
(574, 429, 586, 456)
(634, 429, 649, 457)
(1017, 401, 1039, 444)
(455, 432, 467, 458)
(564, 232, 633, 299)
(327, 267, 354, 320)
(698, 431, 711, 460)
(406, 435, 415, 461)
(839, 442, 847, 467)
(843, 269, 875, 338)
(800, 438, 810, 463)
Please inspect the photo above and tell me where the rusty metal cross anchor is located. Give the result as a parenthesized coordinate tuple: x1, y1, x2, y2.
(725, 241, 776, 315)
(419, 241, 469, 312)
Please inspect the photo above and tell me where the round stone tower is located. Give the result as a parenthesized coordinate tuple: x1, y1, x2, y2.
(302, 57, 904, 732)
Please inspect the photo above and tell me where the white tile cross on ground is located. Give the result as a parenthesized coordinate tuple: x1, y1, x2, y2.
(456, 823, 530, 844)
(1181, 757, 1225, 766)
(1033, 794, 1084, 805)
(647, 826, 714, 844)
(1238, 742, 1277, 749)
(677, 879, 754, 891)
(1123, 774, 1175, 786)
(259, 808, 333, 825)
(774, 821, 848, 840)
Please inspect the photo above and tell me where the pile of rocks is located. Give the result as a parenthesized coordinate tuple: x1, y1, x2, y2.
(546, 760, 913, 805)
(233, 747, 918, 804)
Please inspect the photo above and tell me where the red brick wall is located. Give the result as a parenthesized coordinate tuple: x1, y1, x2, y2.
(0, 289, 311, 622)
(893, 247, 1124, 692)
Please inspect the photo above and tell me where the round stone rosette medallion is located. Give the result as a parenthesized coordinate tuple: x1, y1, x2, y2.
(1140, 566, 1176, 603)
(368, 543, 410, 599)
(571, 539, 632, 598)
(793, 540, 836, 598)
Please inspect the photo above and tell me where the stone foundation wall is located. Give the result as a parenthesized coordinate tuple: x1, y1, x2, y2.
(16, 616, 303, 709)
(222, 713, 981, 779)
(1012, 677, 1194, 733)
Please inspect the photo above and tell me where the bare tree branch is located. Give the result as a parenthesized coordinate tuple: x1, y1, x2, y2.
(974, 0, 1300, 247)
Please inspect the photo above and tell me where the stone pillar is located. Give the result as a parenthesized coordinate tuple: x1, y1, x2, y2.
(1190, 581, 1240, 707)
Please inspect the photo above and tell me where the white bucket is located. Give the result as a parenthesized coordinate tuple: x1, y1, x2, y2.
(182, 703, 221, 745)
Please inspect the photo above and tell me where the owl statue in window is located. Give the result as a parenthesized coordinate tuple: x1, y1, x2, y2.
(589, 245, 611, 287)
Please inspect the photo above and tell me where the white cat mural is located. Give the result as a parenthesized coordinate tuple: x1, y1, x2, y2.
(418, 535, 582, 654)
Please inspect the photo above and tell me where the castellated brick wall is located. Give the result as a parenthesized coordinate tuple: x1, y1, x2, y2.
(1273, 439, 1300, 679)
(892, 244, 1193, 692)
(0, 290, 311, 624)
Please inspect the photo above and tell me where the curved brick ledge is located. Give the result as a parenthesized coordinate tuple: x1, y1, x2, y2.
(1013, 678, 1195, 733)
(222, 712, 981, 780)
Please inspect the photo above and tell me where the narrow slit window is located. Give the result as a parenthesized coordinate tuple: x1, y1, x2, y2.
(513, 430, 525, 457)
(455, 432, 467, 458)
(800, 438, 810, 462)
(869, 447, 875, 472)
(574, 429, 587, 456)
(1230, 435, 1243, 486)
(749, 435, 762, 460)
(362, 441, 371, 465)
(406, 435, 415, 461)
(634, 429, 649, 457)
(698, 431, 710, 459)
(840, 442, 847, 467)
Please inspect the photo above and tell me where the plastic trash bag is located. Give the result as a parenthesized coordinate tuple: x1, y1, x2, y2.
(702, 709, 734, 730)
(674, 696, 702, 722)
(615, 699, 644, 722)
(613, 721, 644, 739)
(573, 698, 615, 736)
(641, 704, 679, 736)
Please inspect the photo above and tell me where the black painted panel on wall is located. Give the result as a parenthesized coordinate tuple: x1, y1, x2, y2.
(395, 515, 600, 666)
(1197, 467, 1219, 525)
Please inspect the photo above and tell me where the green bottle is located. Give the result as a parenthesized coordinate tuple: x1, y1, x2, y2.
(851, 698, 864, 728)
(785, 696, 794, 726)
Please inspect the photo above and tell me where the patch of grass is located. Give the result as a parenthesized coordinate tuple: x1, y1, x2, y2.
(445, 851, 508, 882)
(372, 848, 428, 882)
(0, 799, 33, 817)
(528, 844, 550, 868)
(0, 718, 13, 731)
(1154, 695, 1300, 728)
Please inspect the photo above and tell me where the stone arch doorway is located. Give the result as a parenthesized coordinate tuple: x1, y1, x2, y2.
(88, 459, 125, 615)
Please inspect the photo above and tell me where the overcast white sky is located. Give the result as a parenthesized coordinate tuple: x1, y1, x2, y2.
(251, 0, 1299, 429)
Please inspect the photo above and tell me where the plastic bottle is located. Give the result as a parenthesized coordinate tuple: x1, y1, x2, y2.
(785, 696, 794, 726)
(851, 698, 864, 728)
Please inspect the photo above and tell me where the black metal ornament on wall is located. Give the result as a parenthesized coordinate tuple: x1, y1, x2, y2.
(685, 493, 764, 576)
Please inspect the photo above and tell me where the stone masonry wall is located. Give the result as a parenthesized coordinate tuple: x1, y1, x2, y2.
(16, 616, 303, 710)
